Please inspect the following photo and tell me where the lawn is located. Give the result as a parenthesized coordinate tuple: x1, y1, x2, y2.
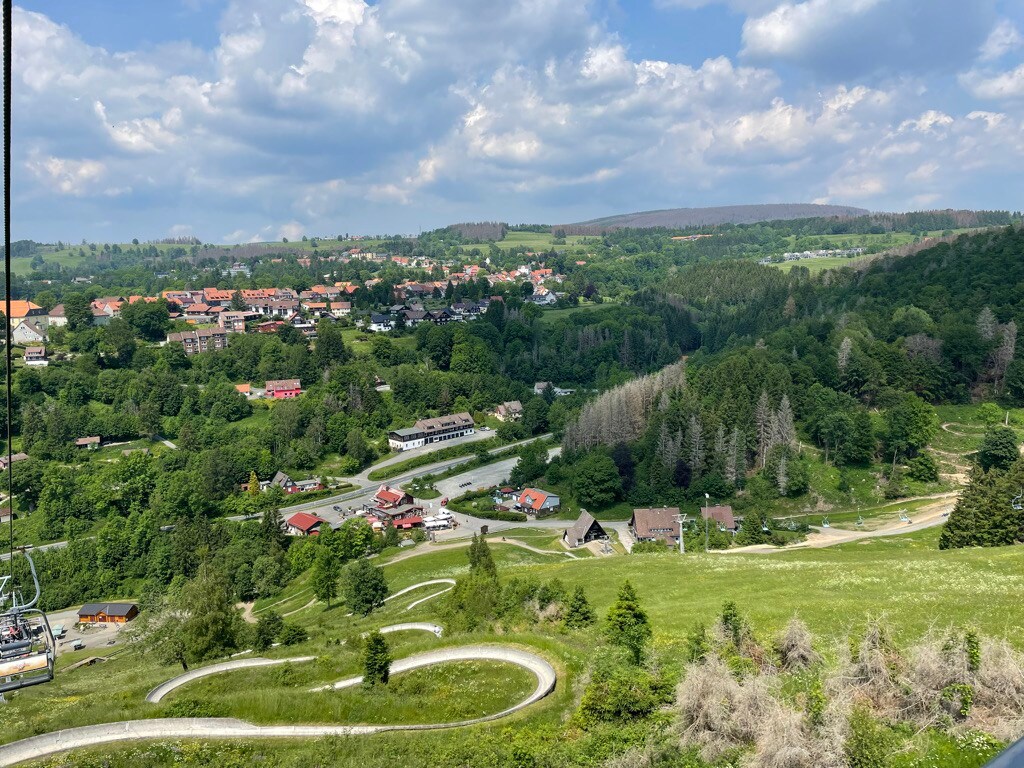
(3, 525, 1023, 767)
(171, 658, 536, 725)
(340, 327, 417, 356)
(769, 229, 986, 275)
(536, 301, 611, 324)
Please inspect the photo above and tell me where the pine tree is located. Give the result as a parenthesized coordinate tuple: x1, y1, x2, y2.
(992, 321, 1017, 390)
(713, 424, 726, 473)
(977, 307, 997, 341)
(776, 454, 789, 496)
(563, 585, 596, 629)
(469, 533, 497, 579)
(247, 471, 260, 499)
(362, 631, 392, 686)
(311, 545, 340, 607)
(604, 581, 652, 664)
(260, 506, 285, 547)
(688, 414, 704, 478)
(724, 426, 741, 485)
(773, 395, 796, 449)
(755, 390, 772, 468)
(838, 336, 853, 372)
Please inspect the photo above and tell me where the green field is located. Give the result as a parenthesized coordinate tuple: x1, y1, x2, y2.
(2, 531, 1023, 766)
(769, 229, 985, 274)
(536, 301, 610, 324)
(457, 231, 600, 255)
(171, 658, 536, 725)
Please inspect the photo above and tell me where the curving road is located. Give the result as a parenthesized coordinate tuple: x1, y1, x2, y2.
(383, 578, 456, 610)
(0, 644, 556, 767)
(146, 657, 318, 704)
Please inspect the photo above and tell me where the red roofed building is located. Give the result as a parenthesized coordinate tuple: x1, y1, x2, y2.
(265, 379, 302, 398)
(396, 515, 423, 529)
(286, 512, 328, 536)
(517, 488, 560, 516)
(373, 484, 412, 509)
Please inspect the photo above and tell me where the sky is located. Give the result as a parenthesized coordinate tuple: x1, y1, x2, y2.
(8, 0, 1024, 242)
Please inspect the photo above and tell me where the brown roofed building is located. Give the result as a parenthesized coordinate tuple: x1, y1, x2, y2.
(702, 505, 737, 532)
(563, 511, 607, 548)
(166, 328, 228, 356)
(630, 507, 681, 547)
(494, 400, 523, 421)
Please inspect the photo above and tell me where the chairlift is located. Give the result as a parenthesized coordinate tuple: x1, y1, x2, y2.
(899, 511, 911, 524)
(0, 552, 56, 695)
(760, 519, 770, 533)
(1012, 491, 1024, 511)
(786, 520, 797, 531)
(821, 517, 830, 529)
(856, 515, 864, 527)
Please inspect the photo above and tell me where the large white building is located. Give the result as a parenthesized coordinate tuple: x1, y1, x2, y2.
(388, 412, 475, 451)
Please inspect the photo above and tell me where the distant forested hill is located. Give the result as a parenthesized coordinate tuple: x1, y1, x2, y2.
(559, 203, 869, 232)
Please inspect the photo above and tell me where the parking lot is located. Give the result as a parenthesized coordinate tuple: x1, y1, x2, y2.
(44, 607, 128, 656)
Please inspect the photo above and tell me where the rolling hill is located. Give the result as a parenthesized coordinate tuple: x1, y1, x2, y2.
(559, 203, 870, 232)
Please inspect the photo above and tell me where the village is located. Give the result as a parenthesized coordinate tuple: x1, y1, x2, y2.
(3, 247, 576, 367)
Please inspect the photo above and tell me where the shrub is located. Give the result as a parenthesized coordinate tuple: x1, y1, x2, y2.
(278, 622, 308, 645)
(777, 617, 820, 671)
(164, 698, 226, 718)
(906, 453, 939, 482)
(576, 654, 671, 726)
(845, 706, 898, 768)
(362, 631, 392, 687)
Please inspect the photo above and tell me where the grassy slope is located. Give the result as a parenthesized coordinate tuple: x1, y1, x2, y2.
(4, 533, 1023, 766)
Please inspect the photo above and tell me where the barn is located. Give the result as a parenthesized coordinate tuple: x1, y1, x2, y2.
(77, 602, 139, 624)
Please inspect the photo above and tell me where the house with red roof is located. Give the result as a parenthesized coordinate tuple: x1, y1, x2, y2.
(265, 379, 302, 399)
(516, 488, 560, 516)
(373, 484, 412, 509)
(286, 512, 328, 536)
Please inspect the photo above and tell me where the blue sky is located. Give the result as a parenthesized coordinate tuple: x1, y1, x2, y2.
(11, 0, 1024, 242)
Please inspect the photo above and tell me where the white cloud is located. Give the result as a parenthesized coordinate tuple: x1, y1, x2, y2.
(898, 111, 954, 134)
(905, 162, 938, 183)
(741, 0, 997, 80)
(25, 153, 106, 196)
(961, 64, 1024, 100)
(979, 19, 1023, 61)
(7, 1, 1024, 239)
(278, 221, 306, 241)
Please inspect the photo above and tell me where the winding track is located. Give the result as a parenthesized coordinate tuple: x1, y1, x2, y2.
(0, 644, 556, 767)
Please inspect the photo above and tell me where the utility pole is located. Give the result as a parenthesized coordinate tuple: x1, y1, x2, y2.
(673, 513, 688, 554)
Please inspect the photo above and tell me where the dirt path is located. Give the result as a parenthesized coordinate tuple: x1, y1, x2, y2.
(717, 492, 960, 555)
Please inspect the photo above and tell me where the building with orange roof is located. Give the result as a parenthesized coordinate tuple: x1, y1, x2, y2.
(4, 300, 45, 328)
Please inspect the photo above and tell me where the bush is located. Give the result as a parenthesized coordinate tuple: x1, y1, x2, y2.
(278, 622, 308, 646)
(906, 453, 939, 482)
(164, 698, 226, 718)
(575, 654, 671, 726)
(845, 706, 898, 768)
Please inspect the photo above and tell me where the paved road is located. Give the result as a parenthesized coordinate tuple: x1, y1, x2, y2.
(0, 645, 557, 766)
(279, 435, 554, 528)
